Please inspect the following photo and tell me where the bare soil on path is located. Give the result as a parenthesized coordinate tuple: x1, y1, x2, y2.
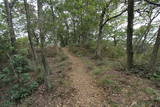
(18, 47, 160, 107)
(18, 47, 106, 107)
(62, 48, 106, 107)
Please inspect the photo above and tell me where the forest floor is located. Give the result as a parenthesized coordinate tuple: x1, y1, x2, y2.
(18, 47, 160, 107)
(19, 47, 106, 107)
(62, 48, 106, 106)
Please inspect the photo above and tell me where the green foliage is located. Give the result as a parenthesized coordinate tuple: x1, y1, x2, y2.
(1, 100, 15, 107)
(93, 68, 104, 75)
(16, 37, 29, 56)
(16, 37, 28, 49)
(101, 41, 125, 58)
(70, 40, 125, 59)
(149, 72, 160, 81)
(9, 81, 39, 101)
(143, 87, 158, 95)
(59, 55, 68, 62)
(0, 35, 11, 61)
(134, 53, 149, 65)
(100, 78, 116, 86)
(0, 55, 39, 102)
(11, 55, 31, 73)
(17, 48, 29, 56)
(69, 46, 90, 57)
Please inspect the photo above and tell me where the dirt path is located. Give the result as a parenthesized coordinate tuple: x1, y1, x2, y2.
(62, 48, 105, 107)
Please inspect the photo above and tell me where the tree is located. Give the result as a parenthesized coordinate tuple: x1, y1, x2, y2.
(127, 0, 134, 69)
(95, 1, 127, 58)
(23, 0, 37, 62)
(4, 0, 17, 53)
(37, 0, 50, 89)
(134, 6, 160, 53)
(149, 26, 160, 72)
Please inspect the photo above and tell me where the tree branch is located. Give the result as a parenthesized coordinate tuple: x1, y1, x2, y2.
(102, 9, 127, 27)
(144, 0, 160, 7)
(10, 0, 18, 8)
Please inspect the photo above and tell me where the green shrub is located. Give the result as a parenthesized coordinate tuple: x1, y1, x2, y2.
(11, 55, 31, 73)
(0, 35, 11, 62)
(103, 45, 125, 58)
(1, 100, 15, 107)
(134, 53, 149, 65)
(9, 81, 39, 101)
(16, 37, 28, 49)
(98, 76, 117, 86)
(93, 68, 104, 75)
(149, 72, 160, 81)
(69, 40, 125, 59)
(17, 48, 29, 56)
(143, 87, 158, 95)
(0, 54, 39, 102)
(102, 79, 116, 85)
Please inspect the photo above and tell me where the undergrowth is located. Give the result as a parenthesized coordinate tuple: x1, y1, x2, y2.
(69, 45, 160, 106)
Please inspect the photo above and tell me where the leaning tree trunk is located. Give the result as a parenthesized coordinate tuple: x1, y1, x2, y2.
(149, 26, 160, 72)
(23, 0, 37, 62)
(127, 0, 134, 69)
(4, 0, 16, 53)
(37, 0, 50, 89)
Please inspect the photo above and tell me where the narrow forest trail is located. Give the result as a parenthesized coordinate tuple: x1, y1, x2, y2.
(62, 48, 106, 107)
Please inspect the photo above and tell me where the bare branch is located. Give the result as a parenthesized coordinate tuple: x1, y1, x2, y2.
(102, 9, 127, 27)
(144, 0, 160, 7)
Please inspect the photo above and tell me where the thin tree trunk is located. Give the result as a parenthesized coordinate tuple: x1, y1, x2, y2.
(37, 0, 50, 89)
(113, 35, 117, 46)
(149, 26, 160, 72)
(95, 6, 106, 58)
(23, 0, 37, 62)
(49, 0, 59, 52)
(136, 11, 160, 53)
(127, 0, 134, 69)
(96, 25, 103, 58)
(33, 31, 39, 47)
(95, 2, 126, 58)
(72, 18, 77, 44)
(64, 21, 70, 46)
(4, 0, 16, 53)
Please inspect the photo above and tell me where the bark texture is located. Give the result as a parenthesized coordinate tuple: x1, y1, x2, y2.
(127, 0, 134, 69)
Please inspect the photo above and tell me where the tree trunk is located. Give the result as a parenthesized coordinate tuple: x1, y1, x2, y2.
(139, 11, 160, 53)
(49, 0, 59, 52)
(127, 0, 134, 69)
(72, 18, 77, 45)
(33, 31, 39, 47)
(23, 0, 37, 62)
(64, 21, 70, 46)
(96, 25, 103, 58)
(4, 0, 16, 53)
(37, 0, 50, 89)
(95, 6, 106, 58)
(113, 35, 117, 46)
(149, 26, 160, 72)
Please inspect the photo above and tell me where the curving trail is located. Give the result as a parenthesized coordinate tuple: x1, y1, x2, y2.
(62, 48, 105, 107)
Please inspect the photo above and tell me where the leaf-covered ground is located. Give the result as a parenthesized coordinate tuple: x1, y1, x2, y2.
(80, 56, 160, 107)
(18, 47, 160, 107)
